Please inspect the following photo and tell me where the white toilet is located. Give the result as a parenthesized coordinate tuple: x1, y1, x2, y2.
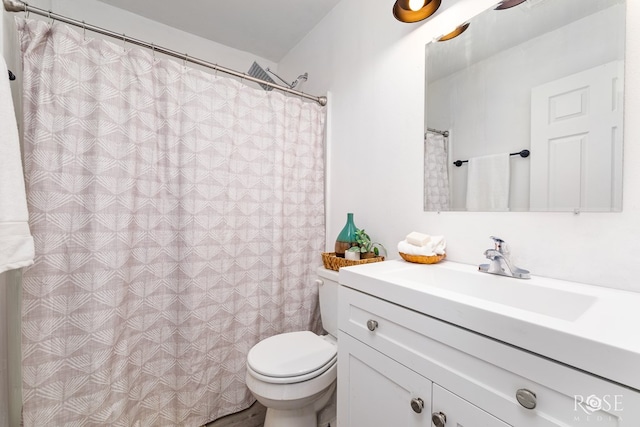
(245, 267, 339, 427)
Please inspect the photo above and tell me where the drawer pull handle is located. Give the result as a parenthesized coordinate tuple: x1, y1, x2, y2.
(431, 411, 447, 426)
(410, 397, 424, 413)
(366, 319, 378, 331)
(516, 388, 537, 410)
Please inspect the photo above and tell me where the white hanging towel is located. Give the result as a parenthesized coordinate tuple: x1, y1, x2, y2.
(466, 153, 510, 211)
(0, 56, 34, 273)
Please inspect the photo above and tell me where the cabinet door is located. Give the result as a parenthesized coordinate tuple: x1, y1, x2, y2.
(432, 384, 510, 427)
(338, 331, 432, 427)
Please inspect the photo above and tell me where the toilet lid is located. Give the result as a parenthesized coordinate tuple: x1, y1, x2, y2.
(247, 331, 337, 378)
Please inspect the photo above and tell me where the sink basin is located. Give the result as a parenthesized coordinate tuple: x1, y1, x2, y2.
(338, 259, 640, 391)
(388, 266, 596, 321)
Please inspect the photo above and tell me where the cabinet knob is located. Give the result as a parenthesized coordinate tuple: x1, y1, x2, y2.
(516, 388, 537, 410)
(366, 319, 378, 331)
(315, 279, 323, 287)
(410, 397, 424, 413)
(431, 411, 447, 427)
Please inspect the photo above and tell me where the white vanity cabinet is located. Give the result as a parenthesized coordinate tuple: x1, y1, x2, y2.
(338, 332, 432, 426)
(432, 384, 510, 427)
(337, 284, 640, 427)
(339, 331, 507, 426)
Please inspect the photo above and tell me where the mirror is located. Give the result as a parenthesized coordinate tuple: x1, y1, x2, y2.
(424, 0, 625, 212)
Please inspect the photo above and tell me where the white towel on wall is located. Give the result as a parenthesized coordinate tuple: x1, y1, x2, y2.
(466, 153, 510, 211)
(0, 56, 34, 273)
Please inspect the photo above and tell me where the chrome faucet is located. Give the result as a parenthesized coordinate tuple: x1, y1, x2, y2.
(478, 236, 530, 279)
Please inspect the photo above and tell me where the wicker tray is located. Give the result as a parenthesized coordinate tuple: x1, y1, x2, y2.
(399, 252, 445, 264)
(321, 252, 385, 271)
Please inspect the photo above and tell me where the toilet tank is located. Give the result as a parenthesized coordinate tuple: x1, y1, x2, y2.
(317, 267, 339, 337)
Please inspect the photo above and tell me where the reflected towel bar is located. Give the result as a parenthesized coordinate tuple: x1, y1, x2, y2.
(426, 127, 449, 137)
(453, 149, 530, 167)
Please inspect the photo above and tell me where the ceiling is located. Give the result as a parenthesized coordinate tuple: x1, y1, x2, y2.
(97, 0, 342, 62)
(427, 0, 624, 82)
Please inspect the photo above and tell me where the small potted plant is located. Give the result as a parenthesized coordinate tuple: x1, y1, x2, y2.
(347, 228, 386, 260)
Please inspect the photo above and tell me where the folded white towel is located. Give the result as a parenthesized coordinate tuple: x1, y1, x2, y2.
(398, 236, 446, 256)
(406, 231, 430, 247)
(0, 56, 34, 274)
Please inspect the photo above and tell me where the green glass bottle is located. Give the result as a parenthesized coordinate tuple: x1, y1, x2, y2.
(335, 213, 358, 258)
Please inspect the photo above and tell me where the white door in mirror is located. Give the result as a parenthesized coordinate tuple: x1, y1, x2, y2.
(530, 61, 623, 212)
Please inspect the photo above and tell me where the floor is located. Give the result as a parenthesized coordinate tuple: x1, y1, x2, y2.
(202, 395, 337, 427)
(204, 401, 267, 427)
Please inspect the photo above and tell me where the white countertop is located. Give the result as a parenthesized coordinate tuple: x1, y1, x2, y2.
(339, 259, 640, 391)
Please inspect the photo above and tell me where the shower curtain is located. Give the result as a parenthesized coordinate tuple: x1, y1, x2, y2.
(18, 18, 325, 426)
(424, 132, 450, 211)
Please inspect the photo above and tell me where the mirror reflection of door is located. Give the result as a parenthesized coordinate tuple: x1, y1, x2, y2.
(530, 61, 623, 212)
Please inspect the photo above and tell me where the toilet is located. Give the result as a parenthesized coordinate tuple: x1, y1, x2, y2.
(245, 267, 339, 427)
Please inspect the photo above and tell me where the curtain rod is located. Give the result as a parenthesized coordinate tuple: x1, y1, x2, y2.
(3, 0, 328, 106)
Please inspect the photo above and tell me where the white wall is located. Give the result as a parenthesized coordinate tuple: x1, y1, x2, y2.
(0, 273, 6, 427)
(428, 6, 624, 211)
(279, 0, 640, 292)
(1, 10, 10, 427)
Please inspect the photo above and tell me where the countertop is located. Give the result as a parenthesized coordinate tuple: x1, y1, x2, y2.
(339, 259, 640, 391)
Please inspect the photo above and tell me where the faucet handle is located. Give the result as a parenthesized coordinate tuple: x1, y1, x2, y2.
(489, 236, 508, 254)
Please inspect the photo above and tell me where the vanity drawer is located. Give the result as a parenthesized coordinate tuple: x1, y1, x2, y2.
(338, 285, 640, 426)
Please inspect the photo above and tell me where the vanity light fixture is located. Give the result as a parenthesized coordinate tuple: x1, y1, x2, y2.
(437, 22, 470, 41)
(393, 0, 442, 23)
(495, 0, 527, 10)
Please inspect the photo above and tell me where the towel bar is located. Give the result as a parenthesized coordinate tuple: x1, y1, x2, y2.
(453, 149, 530, 167)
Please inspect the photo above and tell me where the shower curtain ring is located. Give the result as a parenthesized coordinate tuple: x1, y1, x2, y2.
(183, 53, 189, 68)
(82, 21, 86, 40)
(151, 43, 156, 60)
(47, 10, 53, 24)
(122, 33, 126, 51)
(25, 2, 30, 18)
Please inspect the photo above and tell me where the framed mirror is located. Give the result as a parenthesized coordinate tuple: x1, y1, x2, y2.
(424, 0, 625, 212)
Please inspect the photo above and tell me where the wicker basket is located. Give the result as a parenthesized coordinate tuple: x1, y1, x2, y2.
(321, 252, 385, 271)
(399, 252, 446, 264)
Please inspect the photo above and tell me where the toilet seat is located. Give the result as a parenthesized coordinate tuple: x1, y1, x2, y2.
(247, 355, 337, 384)
(247, 331, 337, 384)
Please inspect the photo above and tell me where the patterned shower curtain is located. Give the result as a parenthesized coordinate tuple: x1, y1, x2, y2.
(424, 132, 450, 211)
(18, 18, 325, 426)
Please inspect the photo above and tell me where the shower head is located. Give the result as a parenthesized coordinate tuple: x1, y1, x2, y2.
(291, 73, 308, 89)
(247, 62, 309, 91)
(265, 67, 308, 89)
(247, 61, 276, 91)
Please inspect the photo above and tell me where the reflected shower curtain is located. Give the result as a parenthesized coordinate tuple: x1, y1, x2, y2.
(18, 18, 325, 426)
(424, 132, 450, 211)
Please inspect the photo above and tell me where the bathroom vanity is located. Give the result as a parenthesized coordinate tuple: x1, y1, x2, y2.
(337, 260, 640, 426)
